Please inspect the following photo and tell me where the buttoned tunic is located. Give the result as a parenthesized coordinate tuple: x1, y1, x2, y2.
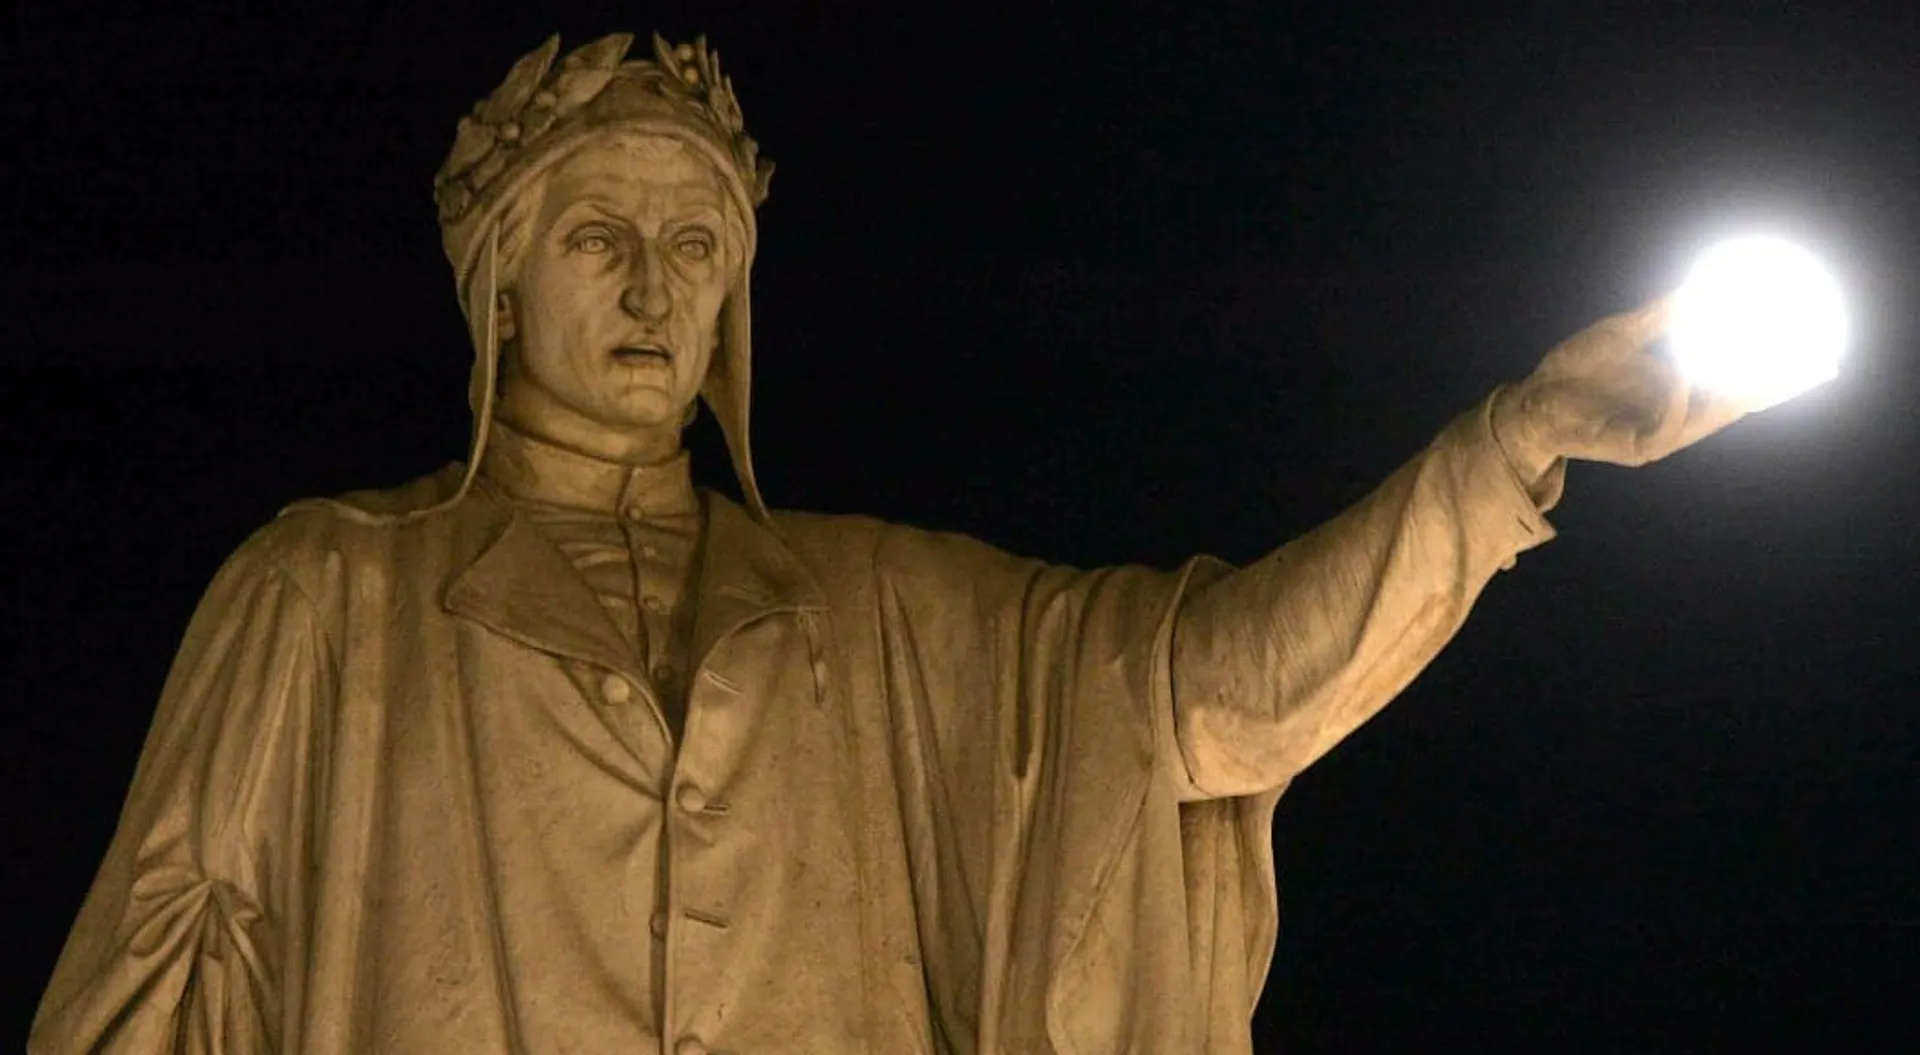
(482, 422, 705, 739)
(32, 396, 1561, 1055)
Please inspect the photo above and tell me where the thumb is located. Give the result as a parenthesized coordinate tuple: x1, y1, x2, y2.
(1621, 293, 1676, 349)
(1674, 387, 1751, 449)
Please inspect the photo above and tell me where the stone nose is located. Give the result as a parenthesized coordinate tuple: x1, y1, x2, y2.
(620, 244, 672, 322)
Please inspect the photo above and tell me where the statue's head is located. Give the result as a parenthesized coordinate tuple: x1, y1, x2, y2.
(432, 34, 774, 517)
(492, 131, 745, 461)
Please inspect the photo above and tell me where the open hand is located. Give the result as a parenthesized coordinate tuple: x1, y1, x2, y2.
(1493, 297, 1752, 478)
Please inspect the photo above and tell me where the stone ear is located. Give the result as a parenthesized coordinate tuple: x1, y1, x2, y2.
(494, 292, 518, 344)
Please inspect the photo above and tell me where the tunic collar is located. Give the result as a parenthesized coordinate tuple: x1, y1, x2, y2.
(480, 420, 699, 520)
(444, 483, 828, 694)
(449, 428, 827, 683)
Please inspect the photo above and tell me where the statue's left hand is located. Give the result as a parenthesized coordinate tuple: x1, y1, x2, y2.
(1492, 297, 1751, 481)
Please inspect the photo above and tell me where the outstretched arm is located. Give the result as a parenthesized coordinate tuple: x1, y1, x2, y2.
(1167, 299, 1746, 799)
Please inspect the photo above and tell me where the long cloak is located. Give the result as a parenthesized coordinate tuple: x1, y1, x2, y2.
(31, 398, 1556, 1053)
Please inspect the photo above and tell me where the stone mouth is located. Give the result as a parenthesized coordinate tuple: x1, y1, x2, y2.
(612, 343, 671, 362)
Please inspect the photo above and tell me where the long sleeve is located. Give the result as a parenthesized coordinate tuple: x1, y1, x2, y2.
(1169, 392, 1564, 799)
(855, 514, 1287, 1053)
(31, 532, 334, 1055)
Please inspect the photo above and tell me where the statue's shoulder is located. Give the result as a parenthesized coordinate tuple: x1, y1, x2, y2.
(279, 462, 471, 523)
(181, 465, 473, 638)
(770, 506, 1041, 589)
(769, 506, 887, 548)
(229, 463, 473, 576)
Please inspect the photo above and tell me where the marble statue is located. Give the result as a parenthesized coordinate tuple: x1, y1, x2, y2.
(30, 32, 1747, 1055)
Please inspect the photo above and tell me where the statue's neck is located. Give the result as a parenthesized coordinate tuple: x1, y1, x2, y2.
(491, 396, 684, 467)
(481, 419, 697, 519)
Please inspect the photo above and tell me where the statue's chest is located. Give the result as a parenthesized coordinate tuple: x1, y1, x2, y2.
(367, 607, 883, 1050)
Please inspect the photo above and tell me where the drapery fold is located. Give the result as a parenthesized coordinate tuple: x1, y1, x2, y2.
(34, 552, 329, 1055)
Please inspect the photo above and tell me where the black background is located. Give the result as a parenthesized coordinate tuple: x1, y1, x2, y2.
(5, 1, 1918, 1049)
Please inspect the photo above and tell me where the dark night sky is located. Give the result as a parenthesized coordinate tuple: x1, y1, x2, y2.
(5, 1, 1919, 1049)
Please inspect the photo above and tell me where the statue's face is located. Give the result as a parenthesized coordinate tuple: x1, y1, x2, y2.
(498, 133, 736, 457)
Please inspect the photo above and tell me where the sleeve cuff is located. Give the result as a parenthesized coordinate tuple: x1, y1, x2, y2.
(1437, 391, 1564, 571)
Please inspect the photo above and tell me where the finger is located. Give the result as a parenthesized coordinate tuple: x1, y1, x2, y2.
(1625, 358, 1697, 465)
(1675, 388, 1749, 448)
(1571, 295, 1675, 369)
(1618, 293, 1675, 349)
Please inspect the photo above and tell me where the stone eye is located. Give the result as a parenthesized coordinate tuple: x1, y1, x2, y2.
(675, 233, 714, 261)
(571, 229, 616, 255)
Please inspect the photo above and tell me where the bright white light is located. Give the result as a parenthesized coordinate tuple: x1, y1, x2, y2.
(1669, 236, 1848, 408)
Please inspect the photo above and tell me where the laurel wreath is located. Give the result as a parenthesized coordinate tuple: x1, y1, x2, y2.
(433, 33, 772, 224)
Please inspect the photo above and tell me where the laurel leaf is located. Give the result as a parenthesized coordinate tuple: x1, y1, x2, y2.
(651, 33, 678, 71)
(693, 36, 712, 83)
(465, 150, 508, 196)
(549, 68, 615, 110)
(568, 32, 633, 71)
(520, 107, 559, 142)
(436, 182, 473, 223)
(479, 35, 559, 123)
(755, 160, 775, 205)
(712, 74, 744, 132)
(437, 115, 497, 183)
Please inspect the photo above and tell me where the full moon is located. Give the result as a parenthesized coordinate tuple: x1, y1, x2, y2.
(1668, 236, 1849, 407)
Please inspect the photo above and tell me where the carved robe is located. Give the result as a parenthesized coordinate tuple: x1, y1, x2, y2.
(32, 396, 1557, 1054)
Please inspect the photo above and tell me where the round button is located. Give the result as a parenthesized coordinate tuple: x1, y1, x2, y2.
(673, 1038, 706, 1055)
(649, 911, 668, 940)
(640, 544, 660, 559)
(652, 664, 677, 688)
(624, 504, 649, 522)
(674, 783, 707, 814)
(599, 674, 632, 705)
(642, 595, 667, 613)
